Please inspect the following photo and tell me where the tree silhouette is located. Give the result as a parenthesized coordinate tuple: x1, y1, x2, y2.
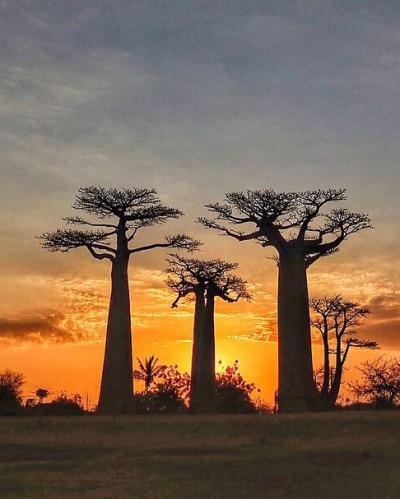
(0, 370, 24, 414)
(40, 186, 199, 414)
(134, 355, 165, 390)
(35, 388, 50, 404)
(166, 255, 250, 413)
(199, 188, 371, 412)
(350, 357, 400, 408)
(311, 295, 377, 407)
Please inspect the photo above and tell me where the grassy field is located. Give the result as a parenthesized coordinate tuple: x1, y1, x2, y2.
(0, 411, 399, 498)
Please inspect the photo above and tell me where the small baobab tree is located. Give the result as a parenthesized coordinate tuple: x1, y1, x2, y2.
(199, 189, 371, 412)
(166, 255, 250, 413)
(134, 355, 165, 390)
(40, 186, 199, 415)
(311, 295, 377, 407)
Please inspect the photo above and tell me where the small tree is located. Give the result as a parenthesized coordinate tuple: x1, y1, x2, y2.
(350, 357, 400, 408)
(215, 361, 259, 414)
(134, 355, 165, 390)
(311, 295, 377, 407)
(199, 189, 371, 412)
(40, 186, 199, 414)
(135, 365, 190, 414)
(0, 370, 24, 414)
(166, 255, 250, 413)
(35, 388, 50, 404)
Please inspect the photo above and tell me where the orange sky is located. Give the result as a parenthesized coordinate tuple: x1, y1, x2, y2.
(0, 233, 398, 406)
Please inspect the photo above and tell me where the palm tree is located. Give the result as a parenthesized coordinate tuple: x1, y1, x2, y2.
(134, 356, 164, 390)
(35, 388, 49, 404)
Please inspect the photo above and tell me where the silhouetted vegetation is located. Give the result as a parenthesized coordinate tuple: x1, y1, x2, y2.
(25, 185, 382, 418)
(134, 355, 165, 390)
(135, 364, 191, 415)
(350, 357, 400, 409)
(311, 295, 378, 408)
(25, 392, 85, 416)
(166, 255, 250, 413)
(0, 370, 24, 415)
(215, 361, 260, 414)
(40, 186, 199, 415)
(134, 361, 264, 414)
(200, 189, 371, 412)
(35, 388, 50, 404)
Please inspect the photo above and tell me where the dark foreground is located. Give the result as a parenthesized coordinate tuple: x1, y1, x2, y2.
(0, 411, 399, 498)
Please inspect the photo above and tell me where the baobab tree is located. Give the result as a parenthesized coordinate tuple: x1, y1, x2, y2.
(134, 355, 165, 390)
(311, 295, 377, 407)
(40, 186, 199, 414)
(166, 255, 250, 413)
(199, 188, 371, 412)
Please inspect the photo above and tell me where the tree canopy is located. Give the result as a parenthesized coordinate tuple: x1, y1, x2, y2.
(165, 254, 251, 307)
(199, 189, 372, 266)
(40, 186, 200, 260)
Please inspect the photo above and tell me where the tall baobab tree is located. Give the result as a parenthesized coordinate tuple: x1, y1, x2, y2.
(199, 189, 371, 412)
(311, 295, 377, 407)
(40, 187, 199, 414)
(134, 355, 165, 390)
(166, 255, 250, 413)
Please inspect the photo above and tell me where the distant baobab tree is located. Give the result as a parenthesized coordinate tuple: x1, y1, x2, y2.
(311, 295, 377, 407)
(166, 255, 250, 413)
(134, 355, 165, 390)
(40, 186, 199, 415)
(199, 188, 371, 412)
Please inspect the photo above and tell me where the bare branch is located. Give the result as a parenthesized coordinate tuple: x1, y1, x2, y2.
(39, 229, 111, 252)
(63, 216, 117, 229)
(86, 245, 115, 262)
(131, 234, 201, 254)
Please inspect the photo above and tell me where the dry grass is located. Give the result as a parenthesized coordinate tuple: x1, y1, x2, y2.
(1, 411, 399, 498)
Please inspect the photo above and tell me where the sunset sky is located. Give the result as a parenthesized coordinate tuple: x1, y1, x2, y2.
(1, 1, 399, 405)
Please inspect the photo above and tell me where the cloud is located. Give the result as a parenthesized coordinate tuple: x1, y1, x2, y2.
(229, 330, 278, 343)
(0, 311, 75, 343)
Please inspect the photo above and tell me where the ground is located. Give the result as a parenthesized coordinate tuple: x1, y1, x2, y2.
(0, 411, 399, 498)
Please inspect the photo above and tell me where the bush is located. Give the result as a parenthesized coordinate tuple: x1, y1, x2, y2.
(135, 387, 187, 415)
(350, 357, 400, 408)
(215, 361, 259, 414)
(134, 362, 264, 415)
(135, 365, 190, 414)
(0, 370, 24, 415)
(38, 392, 85, 416)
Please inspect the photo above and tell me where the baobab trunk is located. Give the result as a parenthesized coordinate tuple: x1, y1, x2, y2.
(190, 291, 216, 413)
(98, 236, 133, 414)
(277, 250, 318, 412)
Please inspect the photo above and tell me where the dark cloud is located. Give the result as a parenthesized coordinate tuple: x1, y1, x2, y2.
(0, 312, 80, 343)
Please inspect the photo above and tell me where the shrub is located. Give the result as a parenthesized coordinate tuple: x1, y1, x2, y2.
(40, 392, 85, 415)
(215, 361, 259, 414)
(0, 370, 24, 415)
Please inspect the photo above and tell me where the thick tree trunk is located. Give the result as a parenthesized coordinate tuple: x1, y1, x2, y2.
(98, 228, 133, 414)
(277, 251, 318, 412)
(190, 291, 216, 413)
